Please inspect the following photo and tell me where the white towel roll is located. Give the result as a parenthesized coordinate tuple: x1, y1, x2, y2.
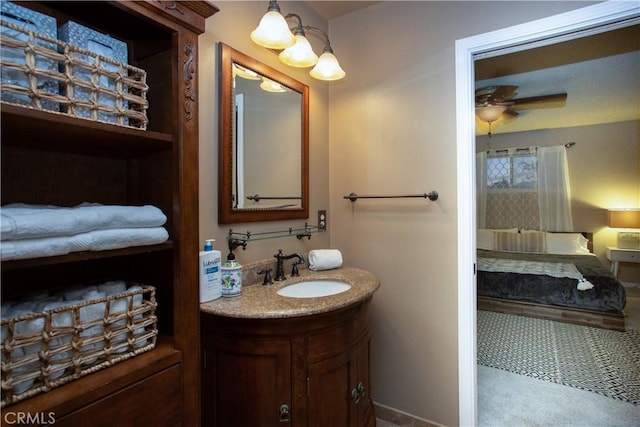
(43, 301, 74, 379)
(79, 291, 106, 365)
(98, 280, 127, 296)
(308, 249, 343, 271)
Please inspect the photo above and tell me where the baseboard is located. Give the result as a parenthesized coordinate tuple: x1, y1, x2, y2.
(373, 402, 444, 427)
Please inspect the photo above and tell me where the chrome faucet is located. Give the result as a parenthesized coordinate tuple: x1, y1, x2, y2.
(274, 249, 304, 281)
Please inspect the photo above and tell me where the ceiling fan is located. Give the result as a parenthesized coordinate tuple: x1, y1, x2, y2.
(476, 85, 567, 117)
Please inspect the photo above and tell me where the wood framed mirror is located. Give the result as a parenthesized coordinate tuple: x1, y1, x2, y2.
(218, 43, 309, 224)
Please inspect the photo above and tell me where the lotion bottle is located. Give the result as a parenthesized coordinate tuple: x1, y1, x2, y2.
(199, 239, 222, 302)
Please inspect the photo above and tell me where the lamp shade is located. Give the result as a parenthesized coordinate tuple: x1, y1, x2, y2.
(250, 9, 295, 49)
(310, 51, 345, 81)
(279, 34, 318, 67)
(608, 209, 640, 229)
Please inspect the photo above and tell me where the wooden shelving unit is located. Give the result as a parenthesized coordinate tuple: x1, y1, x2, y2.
(1, 1, 217, 424)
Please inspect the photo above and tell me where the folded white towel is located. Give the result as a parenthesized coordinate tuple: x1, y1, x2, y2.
(308, 249, 343, 271)
(1, 235, 72, 260)
(1, 203, 167, 241)
(84, 227, 169, 252)
(1, 227, 169, 261)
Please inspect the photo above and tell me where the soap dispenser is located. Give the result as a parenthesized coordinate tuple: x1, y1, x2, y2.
(221, 251, 242, 298)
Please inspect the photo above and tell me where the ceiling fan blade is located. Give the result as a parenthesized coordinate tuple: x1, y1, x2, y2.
(502, 108, 519, 119)
(488, 85, 518, 103)
(475, 85, 519, 106)
(511, 93, 567, 109)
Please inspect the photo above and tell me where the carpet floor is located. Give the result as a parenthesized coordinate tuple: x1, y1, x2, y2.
(477, 310, 640, 406)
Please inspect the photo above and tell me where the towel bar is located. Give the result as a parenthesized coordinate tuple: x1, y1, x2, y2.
(343, 191, 438, 202)
(247, 195, 302, 202)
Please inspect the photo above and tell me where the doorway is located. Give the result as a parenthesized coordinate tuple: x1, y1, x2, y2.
(455, 3, 640, 425)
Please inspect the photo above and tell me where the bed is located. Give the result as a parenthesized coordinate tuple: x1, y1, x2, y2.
(476, 230, 627, 331)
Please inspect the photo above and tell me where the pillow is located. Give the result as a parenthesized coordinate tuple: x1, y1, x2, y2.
(493, 230, 546, 253)
(477, 228, 518, 250)
(546, 233, 590, 255)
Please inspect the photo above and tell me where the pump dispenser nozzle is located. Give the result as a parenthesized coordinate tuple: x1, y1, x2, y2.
(204, 239, 215, 251)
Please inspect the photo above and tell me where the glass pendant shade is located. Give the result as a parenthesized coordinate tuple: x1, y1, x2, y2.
(279, 34, 318, 67)
(233, 64, 260, 80)
(310, 51, 346, 81)
(250, 10, 295, 49)
(475, 105, 507, 123)
(260, 78, 287, 93)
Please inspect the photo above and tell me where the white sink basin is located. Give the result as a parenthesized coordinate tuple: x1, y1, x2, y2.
(277, 280, 351, 298)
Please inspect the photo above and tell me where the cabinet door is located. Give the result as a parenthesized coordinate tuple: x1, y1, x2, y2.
(53, 364, 181, 426)
(357, 332, 376, 427)
(308, 346, 358, 427)
(203, 336, 292, 427)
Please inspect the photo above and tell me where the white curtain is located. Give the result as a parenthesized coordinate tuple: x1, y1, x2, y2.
(537, 145, 573, 231)
(476, 145, 573, 231)
(476, 151, 487, 228)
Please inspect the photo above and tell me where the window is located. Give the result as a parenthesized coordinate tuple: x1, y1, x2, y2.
(487, 152, 537, 190)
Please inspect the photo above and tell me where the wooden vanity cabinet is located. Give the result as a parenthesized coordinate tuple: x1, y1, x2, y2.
(1, 1, 217, 425)
(201, 299, 375, 427)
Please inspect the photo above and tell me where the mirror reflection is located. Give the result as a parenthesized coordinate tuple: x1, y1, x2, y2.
(218, 43, 309, 224)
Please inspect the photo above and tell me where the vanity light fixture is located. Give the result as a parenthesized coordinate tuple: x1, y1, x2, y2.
(250, 0, 295, 49)
(233, 64, 260, 80)
(260, 78, 287, 93)
(476, 105, 507, 137)
(251, 1, 346, 81)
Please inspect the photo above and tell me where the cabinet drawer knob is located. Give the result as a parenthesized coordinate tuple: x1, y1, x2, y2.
(357, 381, 366, 397)
(279, 404, 290, 422)
(351, 387, 360, 404)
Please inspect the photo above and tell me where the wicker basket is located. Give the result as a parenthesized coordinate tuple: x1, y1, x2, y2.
(0, 19, 149, 129)
(1, 284, 158, 407)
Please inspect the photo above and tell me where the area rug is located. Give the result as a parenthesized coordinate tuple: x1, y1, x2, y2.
(477, 310, 640, 405)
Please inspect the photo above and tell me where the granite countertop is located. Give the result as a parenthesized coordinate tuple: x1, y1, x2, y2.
(200, 267, 380, 319)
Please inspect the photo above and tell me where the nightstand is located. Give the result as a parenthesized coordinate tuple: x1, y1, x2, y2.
(606, 246, 640, 278)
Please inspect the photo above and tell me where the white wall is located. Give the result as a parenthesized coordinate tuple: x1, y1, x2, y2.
(199, 1, 600, 426)
(327, 2, 595, 425)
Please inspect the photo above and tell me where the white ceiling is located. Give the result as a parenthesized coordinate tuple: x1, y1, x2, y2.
(475, 24, 640, 135)
(305, 1, 378, 20)
(304, 3, 639, 136)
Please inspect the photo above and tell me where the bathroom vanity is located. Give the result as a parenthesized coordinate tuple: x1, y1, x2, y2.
(200, 267, 379, 427)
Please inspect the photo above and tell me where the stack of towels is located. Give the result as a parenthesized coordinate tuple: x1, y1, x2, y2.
(1, 281, 149, 395)
(0, 203, 169, 260)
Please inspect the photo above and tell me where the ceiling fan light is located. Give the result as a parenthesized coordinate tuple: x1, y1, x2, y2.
(279, 34, 318, 67)
(476, 105, 507, 123)
(310, 51, 345, 81)
(250, 1, 295, 49)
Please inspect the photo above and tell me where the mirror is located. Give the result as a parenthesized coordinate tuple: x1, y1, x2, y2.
(218, 42, 309, 223)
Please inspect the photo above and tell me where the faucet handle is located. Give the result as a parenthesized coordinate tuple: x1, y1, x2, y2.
(291, 263, 300, 277)
(258, 268, 273, 285)
(291, 255, 305, 277)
